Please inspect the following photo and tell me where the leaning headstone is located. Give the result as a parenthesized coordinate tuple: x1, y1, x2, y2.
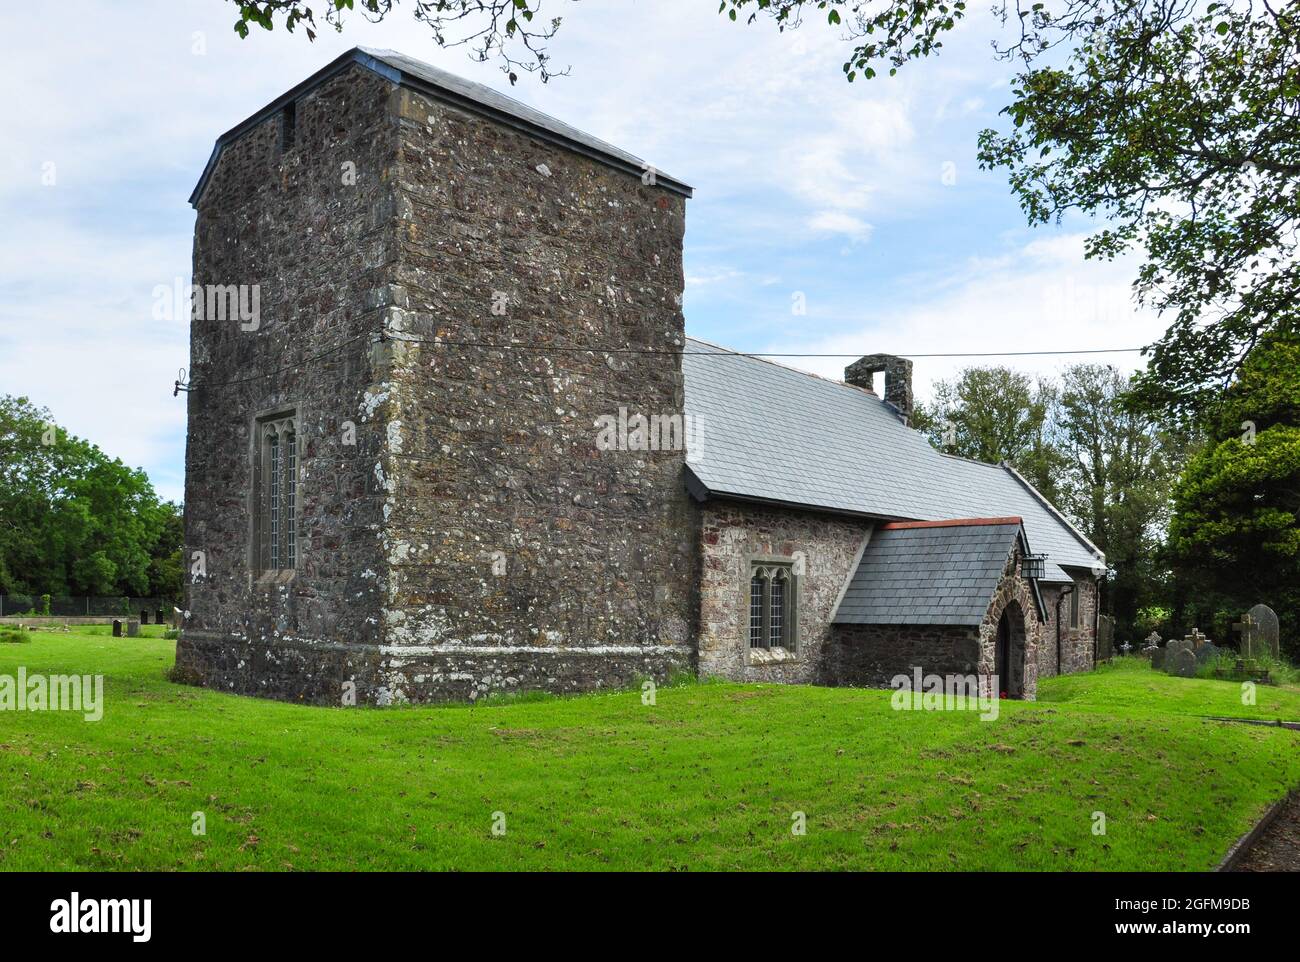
(1150, 647, 1167, 670)
(1195, 641, 1220, 666)
(1170, 647, 1198, 678)
(1163, 637, 1193, 674)
(1246, 604, 1280, 660)
(126, 620, 140, 637)
(112, 619, 122, 637)
(140, 610, 150, 625)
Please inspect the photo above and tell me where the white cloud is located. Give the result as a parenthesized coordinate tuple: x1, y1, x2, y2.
(807, 211, 874, 242)
(756, 234, 1166, 398)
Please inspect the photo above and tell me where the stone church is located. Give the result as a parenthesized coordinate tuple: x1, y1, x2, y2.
(179, 48, 1103, 705)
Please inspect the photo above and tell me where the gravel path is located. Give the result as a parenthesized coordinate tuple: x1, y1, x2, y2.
(1234, 792, 1300, 872)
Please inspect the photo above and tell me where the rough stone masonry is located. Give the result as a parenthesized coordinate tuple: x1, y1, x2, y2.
(178, 52, 698, 704)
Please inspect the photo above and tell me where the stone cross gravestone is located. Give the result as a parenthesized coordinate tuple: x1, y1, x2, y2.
(1170, 647, 1198, 678)
(1232, 613, 1252, 654)
(126, 620, 140, 637)
(112, 619, 122, 637)
(1246, 604, 1280, 659)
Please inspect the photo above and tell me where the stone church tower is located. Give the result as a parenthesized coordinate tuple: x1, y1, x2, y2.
(178, 49, 698, 704)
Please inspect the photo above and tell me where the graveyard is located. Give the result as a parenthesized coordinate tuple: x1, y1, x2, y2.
(1, 625, 1297, 871)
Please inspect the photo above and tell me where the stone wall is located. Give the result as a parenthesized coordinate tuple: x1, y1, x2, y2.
(1037, 573, 1098, 677)
(372, 84, 698, 701)
(180, 65, 400, 702)
(698, 501, 871, 684)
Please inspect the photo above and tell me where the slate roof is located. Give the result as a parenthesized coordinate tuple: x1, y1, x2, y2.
(832, 519, 1023, 626)
(191, 47, 691, 208)
(681, 338, 1103, 583)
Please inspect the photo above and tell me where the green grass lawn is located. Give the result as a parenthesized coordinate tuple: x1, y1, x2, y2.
(2, 629, 1298, 871)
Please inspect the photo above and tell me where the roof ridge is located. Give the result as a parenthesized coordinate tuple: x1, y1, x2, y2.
(880, 517, 1022, 530)
(683, 335, 879, 397)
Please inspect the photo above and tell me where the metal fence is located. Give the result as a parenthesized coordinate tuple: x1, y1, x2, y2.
(0, 595, 180, 618)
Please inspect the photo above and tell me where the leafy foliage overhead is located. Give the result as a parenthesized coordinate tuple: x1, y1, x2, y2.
(230, 0, 569, 82)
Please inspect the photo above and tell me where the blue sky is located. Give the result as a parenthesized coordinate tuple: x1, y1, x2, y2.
(0, 0, 1167, 503)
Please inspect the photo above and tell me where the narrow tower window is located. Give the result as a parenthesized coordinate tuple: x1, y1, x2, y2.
(280, 101, 296, 153)
(255, 411, 299, 573)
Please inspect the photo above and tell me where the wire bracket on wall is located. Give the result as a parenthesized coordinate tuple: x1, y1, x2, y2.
(173, 368, 191, 397)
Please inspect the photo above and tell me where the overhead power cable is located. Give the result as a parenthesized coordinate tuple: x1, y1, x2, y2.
(173, 329, 1148, 393)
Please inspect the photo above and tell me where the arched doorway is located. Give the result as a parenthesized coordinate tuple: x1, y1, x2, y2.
(994, 601, 1028, 699)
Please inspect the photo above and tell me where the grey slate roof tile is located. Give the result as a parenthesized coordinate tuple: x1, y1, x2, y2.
(682, 338, 1102, 582)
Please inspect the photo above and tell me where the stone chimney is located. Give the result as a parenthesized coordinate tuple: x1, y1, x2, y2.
(845, 354, 914, 424)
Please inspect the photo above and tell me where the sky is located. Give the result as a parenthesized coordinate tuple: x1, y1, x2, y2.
(0, 0, 1170, 503)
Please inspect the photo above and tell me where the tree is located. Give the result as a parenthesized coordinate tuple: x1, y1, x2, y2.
(0, 396, 178, 600)
(915, 364, 1188, 639)
(229, 0, 569, 82)
(913, 366, 1066, 503)
(1053, 364, 1188, 637)
(148, 503, 185, 602)
(1168, 333, 1300, 658)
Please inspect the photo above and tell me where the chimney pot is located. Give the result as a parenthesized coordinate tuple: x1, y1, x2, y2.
(845, 353, 914, 425)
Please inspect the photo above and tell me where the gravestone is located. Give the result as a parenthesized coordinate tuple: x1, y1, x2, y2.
(1097, 614, 1115, 660)
(112, 619, 122, 637)
(1150, 647, 1167, 670)
(1195, 641, 1220, 666)
(126, 620, 140, 637)
(1145, 632, 1162, 647)
(1170, 647, 1198, 678)
(140, 610, 150, 625)
(1163, 637, 1194, 675)
(1246, 604, 1280, 659)
(157, 609, 166, 626)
